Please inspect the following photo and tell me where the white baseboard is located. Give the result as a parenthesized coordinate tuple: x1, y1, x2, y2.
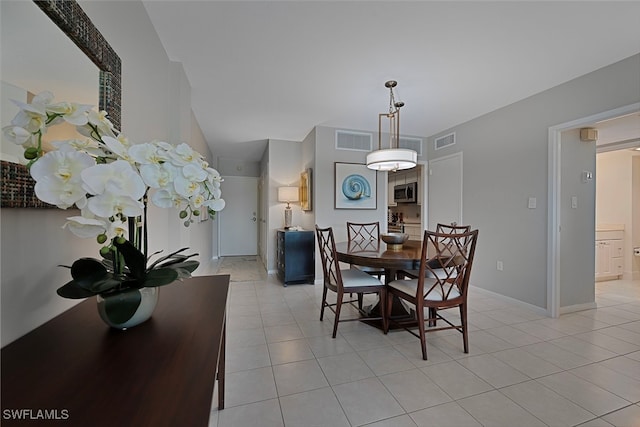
(559, 301, 597, 315)
(470, 285, 549, 317)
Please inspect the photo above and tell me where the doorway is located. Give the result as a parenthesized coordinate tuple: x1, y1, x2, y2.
(427, 152, 463, 230)
(547, 102, 640, 317)
(218, 176, 259, 256)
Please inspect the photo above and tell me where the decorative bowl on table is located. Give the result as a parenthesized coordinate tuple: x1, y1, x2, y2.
(381, 233, 409, 250)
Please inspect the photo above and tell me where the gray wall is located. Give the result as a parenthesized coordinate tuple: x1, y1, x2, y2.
(1, 1, 216, 346)
(426, 54, 640, 310)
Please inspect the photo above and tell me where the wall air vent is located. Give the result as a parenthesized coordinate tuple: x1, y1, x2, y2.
(399, 137, 423, 156)
(335, 130, 372, 152)
(434, 132, 456, 150)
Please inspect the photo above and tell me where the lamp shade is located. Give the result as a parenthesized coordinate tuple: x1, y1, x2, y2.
(366, 148, 417, 171)
(278, 186, 299, 203)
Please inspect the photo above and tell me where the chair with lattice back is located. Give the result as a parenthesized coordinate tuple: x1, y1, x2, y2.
(346, 222, 385, 280)
(316, 225, 387, 338)
(399, 223, 472, 325)
(386, 228, 479, 360)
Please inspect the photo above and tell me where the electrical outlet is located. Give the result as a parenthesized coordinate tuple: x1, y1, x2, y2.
(497, 261, 504, 271)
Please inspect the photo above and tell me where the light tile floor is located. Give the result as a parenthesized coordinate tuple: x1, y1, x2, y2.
(207, 262, 640, 427)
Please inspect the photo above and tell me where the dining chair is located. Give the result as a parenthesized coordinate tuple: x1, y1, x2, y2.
(399, 223, 472, 279)
(346, 222, 385, 278)
(346, 221, 386, 308)
(316, 225, 388, 338)
(385, 228, 478, 360)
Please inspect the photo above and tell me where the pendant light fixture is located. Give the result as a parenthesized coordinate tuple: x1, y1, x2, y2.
(366, 80, 417, 171)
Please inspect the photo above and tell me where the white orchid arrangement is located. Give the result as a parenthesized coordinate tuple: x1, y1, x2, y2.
(2, 91, 225, 307)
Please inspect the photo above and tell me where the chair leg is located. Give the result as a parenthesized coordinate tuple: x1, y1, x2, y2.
(428, 307, 437, 327)
(385, 292, 394, 333)
(460, 303, 469, 353)
(357, 293, 364, 310)
(320, 286, 328, 321)
(380, 290, 388, 334)
(332, 291, 343, 338)
(417, 304, 428, 360)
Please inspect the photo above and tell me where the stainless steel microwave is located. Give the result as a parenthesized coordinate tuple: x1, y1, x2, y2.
(394, 182, 417, 203)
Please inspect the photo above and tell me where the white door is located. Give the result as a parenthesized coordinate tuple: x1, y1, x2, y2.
(219, 176, 259, 256)
(428, 152, 463, 230)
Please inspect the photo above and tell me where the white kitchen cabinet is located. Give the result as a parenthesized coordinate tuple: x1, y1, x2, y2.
(403, 224, 422, 241)
(595, 229, 624, 281)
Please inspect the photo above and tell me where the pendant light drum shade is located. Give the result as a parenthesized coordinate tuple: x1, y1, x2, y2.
(366, 148, 417, 171)
(366, 80, 417, 171)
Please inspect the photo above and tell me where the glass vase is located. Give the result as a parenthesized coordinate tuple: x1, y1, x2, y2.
(97, 287, 159, 330)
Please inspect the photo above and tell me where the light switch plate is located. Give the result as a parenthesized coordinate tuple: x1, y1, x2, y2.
(571, 196, 578, 209)
(528, 197, 537, 209)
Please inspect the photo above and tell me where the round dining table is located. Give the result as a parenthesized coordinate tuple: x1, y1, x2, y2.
(334, 239, 424, 328)
(335, 239, 423, 284)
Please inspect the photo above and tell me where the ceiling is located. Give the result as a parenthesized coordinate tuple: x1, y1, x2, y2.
(141, 1, 640, 162)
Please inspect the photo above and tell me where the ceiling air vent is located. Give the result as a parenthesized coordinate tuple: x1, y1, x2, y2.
(434, 132, 456, 150)
(399, 137, 423, 156)
(335, 130, 372, 152)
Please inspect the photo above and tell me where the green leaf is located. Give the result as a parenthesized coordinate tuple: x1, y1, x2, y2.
(146, 247, 195, 271)
(113, 239, 146, 280)
(102, 290, 142, 324)
(57, 280, 97, 299)
(70, 258, 107, 280)
(142, 268, 179, 287)
(68, 258, 115, 291)
(166, 260, 199, 274)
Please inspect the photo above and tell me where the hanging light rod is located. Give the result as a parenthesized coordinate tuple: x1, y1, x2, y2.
(366, 80, 417, 171)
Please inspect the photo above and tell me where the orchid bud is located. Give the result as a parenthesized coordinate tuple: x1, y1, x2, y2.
(24, 147, 39, 160)
(179, 210, 188, 219)
(96, 234, 107, 244)
(99, 246, 110, 257)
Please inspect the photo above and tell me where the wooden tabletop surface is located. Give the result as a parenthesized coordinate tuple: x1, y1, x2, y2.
(1, 275, 230, 427)
(335, 239, 423, 271)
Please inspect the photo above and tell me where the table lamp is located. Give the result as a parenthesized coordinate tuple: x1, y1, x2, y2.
(278, 186, 299, 229)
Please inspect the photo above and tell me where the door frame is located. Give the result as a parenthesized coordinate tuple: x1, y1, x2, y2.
(426, 151, 463, 230)
(547, 102, 639, 317)
(217, 175, 259, 256)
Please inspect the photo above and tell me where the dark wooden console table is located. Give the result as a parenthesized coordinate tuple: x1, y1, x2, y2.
(1, 274, 230, 426)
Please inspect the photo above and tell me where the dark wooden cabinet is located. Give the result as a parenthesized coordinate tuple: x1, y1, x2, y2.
(277, 229, 315, 285)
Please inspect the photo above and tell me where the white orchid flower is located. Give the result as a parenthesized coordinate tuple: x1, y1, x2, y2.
(29, 151, 94, 208)
(102, 136, 133, 162)
(150, 188, 186, 210)
(2, 126, 32, 145)
(30, 150, 94, 184)
(51, 139, 106, 157)
(86, 193, 144, 218)
(168, 143, 199, 166)
(10, 109, 48, 134)
(129, 142, 168, 165)
(181, 163, 208, 182)
(190, 193, 206, 209)
(47, 101, 92, 126)
(205, 198, 226, 212)
(81, 160, 145, 200)
(11, 91, 54, 117)
(140, 162, 178, 189)
(106, 217, 128, 239)
(87, 110, 114, 133)
(33, 176, 88, 209)
(173, 175, 202, 198)
(210, 186, 222, 199)
(63, 216, 107, 238)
